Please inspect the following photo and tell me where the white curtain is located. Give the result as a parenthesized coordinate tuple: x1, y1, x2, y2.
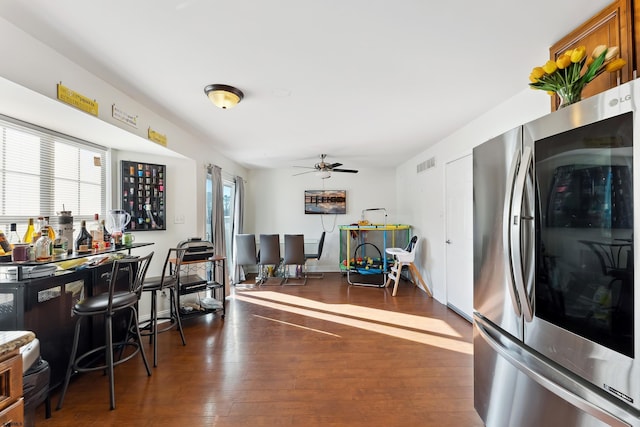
(208, 165, 227, 291)
(231, 175, 245, 283)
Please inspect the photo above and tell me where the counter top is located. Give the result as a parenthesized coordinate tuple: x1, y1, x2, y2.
(0, 242, 154, 268)
(0, 330, 35, 357)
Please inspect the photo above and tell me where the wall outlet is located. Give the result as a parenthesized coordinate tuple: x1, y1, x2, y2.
(174, 214, 185, 224)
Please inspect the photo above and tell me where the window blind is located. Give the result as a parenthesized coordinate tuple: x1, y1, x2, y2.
(0, 114, 107, 236)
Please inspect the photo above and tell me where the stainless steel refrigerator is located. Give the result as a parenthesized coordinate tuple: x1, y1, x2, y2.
(473, 80, 640, 426)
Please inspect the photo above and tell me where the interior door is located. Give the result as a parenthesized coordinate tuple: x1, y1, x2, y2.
(445, 154, 473, 321)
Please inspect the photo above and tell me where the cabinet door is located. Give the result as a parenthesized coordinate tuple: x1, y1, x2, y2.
(635, 0, 640, 75)
(549, 0, 633, 111)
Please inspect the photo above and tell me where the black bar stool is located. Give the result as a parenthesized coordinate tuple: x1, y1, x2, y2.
(139, 247, 187, 367)
(57, 252, 154, 410)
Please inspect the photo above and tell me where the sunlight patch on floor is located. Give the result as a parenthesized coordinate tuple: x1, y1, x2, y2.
(233, 292, 472, 355)
(254, 314, 342, 337)
(238, 291, 462, 336)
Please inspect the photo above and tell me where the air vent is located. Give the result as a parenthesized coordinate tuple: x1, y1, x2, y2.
(417, 157, 436, 173)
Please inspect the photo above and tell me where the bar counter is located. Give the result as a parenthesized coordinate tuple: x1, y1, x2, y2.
(0, 243, 153, 388)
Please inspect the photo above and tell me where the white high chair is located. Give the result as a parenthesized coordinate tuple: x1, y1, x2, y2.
(385, 236, 431, 297)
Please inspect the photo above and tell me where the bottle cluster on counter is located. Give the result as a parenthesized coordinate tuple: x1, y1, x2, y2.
(0, 212, 117, 262)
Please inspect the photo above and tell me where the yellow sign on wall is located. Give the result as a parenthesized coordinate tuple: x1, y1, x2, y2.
(148, 128, 167, 146)
(57, 83, 99, 116)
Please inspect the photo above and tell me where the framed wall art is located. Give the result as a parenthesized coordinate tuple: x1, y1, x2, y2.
(304, 190, 346, 214)
(121, 160, 166, 231)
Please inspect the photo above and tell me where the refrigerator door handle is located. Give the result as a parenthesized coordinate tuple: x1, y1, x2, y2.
(510, 145, 534, 322)
(502, 147, 523, 317)
(474, 314, 632, 427)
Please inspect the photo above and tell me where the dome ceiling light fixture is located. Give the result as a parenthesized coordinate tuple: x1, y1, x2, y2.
(204, 84, 244, 109)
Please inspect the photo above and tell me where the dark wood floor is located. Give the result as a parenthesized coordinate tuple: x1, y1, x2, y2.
(35, 273, 483, 426)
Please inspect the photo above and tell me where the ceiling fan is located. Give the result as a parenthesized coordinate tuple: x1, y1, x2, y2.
(293, 154, 359, 179)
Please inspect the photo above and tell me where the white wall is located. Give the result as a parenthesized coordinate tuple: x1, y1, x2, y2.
(396, 90, 552, 304)
(246, 167, 396, 272)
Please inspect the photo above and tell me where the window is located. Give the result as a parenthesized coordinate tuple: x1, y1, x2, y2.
(205, 175, 235, 262)
(0, 114, 107, 236)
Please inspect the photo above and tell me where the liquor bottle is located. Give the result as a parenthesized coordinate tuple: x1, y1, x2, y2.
(75, 220, 93, 251)
(53, 228, 70, 255)
(23, 218, 36, 244)
(8, 223, 21, 247)
(90, 213, 103, 245)
(34, 227, 53, 261)
(36, 216, 45, 234)
(44, 217, 56, 240)
(0, 230, 11, 253)
(100, 219, 111, 247)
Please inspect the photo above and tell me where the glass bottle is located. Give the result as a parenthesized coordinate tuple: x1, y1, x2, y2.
(90, 213, 103, 246)
(75, 220, 93, 251)
(23, 218, 36, 244)
(34, 227, 53, 261)
(101, 219, 111, 245)
(0, 229, 11, 254)
(53, 228, 70, 255)
(35, 216, 45, 234)
(8, 223, 21, 248)
(44, 216, 56, 240)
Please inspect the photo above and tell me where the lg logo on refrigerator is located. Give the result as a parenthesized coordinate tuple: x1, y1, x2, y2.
(609, 94, 632, 106)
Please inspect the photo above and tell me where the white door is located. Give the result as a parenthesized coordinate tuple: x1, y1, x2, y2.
(445, 154, 473, 321)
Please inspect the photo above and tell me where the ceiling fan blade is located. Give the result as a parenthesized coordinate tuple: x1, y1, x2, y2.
(329, 162, 343, 168)
(292, 170, 317, 176)
(332, 168, 358, 173)
(293, 165, 316, 169)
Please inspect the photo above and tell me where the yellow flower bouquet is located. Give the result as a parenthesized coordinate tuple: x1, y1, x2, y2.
(529, 45, 626, 108)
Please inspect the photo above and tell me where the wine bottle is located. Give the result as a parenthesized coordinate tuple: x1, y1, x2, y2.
(8, 223, 21, 247)
(75, 220, 93, 251)
(23, 218, 35, 244)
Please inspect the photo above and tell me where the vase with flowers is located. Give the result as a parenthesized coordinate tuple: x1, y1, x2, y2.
(529, 45, 626, 108)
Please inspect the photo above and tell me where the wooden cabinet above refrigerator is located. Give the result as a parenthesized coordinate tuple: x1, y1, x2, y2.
(549, 0, 634, 111)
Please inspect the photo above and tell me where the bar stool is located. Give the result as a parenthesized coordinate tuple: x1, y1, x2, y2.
(139, 247, 187, 367)
(57, 253, 154, 411)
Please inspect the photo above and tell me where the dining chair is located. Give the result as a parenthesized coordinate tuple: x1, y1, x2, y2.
(304, 231, 325, 279)
(282, 234, 307, 285)
(235, 234, 258, 283)
(139, 247, 187, 367)
(258, 234, 281, 285)
(57, 252, 154, 410)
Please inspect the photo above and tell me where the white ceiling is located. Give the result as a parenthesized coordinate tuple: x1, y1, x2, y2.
(0, 0, 611, 171)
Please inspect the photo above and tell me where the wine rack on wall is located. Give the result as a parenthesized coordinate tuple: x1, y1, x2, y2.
(120, 160, 166, 231)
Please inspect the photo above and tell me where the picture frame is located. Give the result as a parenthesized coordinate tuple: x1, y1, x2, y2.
(121, 160, 166, 231)
(304, 190, 346, 214)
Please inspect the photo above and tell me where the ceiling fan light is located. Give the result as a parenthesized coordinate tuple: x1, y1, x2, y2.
(316, 170, 331, 179)
(204, 84, 244, 109)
